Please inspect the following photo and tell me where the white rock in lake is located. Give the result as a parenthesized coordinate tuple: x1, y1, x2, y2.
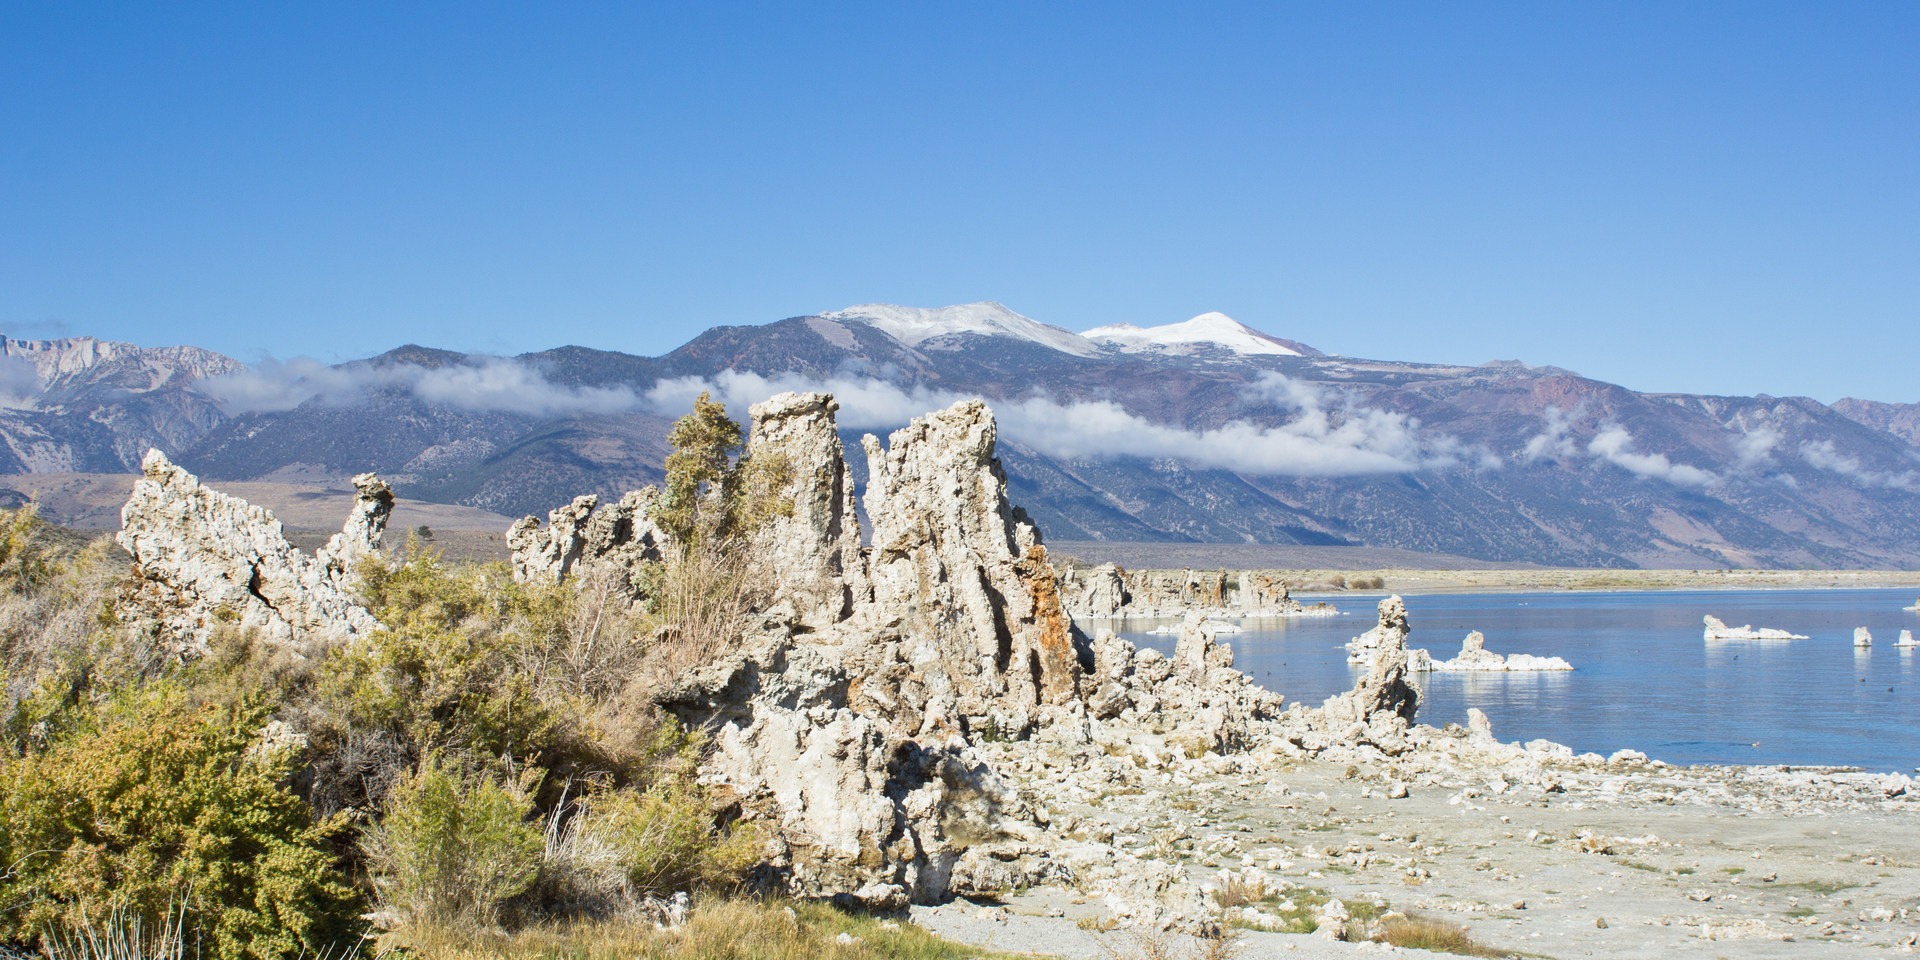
(1147, 616, 1241, 635)
(1702, 615, 1808, 641)
(1410, 630, 1573, 673)
(1854, 626, 1873, 647)
(1895, 629, 1917, 648)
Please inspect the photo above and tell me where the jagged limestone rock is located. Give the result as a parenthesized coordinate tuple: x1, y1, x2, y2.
(1071, 566, 1317, 620)
(743, 392, 867, 631)
(507, 488, 667, 589)
(116, 449, 389, 655)
(1059, 562, 1129, 619)
(1317, 596, 1419, 752)
(861, 399, 1086, 732)
(659, 625, 1031, 908)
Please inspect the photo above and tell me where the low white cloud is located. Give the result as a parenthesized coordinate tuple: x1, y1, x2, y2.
(0, 355, 43, 403)
(203, 357, 645, 418)
(1734, 425, 1782, 470)
(1522, 407, 1580, 462)
(1586, 425, 1717, 488)
(647, 370, 1477, 477)
(1798, 439, 1919, 490)
(410, 361, 641, 418)
(205, 357, 1481, 478)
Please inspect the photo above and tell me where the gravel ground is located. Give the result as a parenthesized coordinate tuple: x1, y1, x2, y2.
(911, 901, 1434, 958)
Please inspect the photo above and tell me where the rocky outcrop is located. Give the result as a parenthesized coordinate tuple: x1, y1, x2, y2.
(506, 488, 668, 589)
(1068, 566, 1331, 620)
(662, 625, 1029, 907)
(1895, 629, 1917, 648)
(1059, 563, 1128, 619)
(861, 400, 1086, 732)
(742, 392, 867, 632)
(1702, 615, 1808, 641)
(648, 399, 1098, 906)
(1854, 627, 1873, 647)
(1409, 630, 1574, 672)
(116, 449, 390, 655)
(1309, 597, 1419, 754)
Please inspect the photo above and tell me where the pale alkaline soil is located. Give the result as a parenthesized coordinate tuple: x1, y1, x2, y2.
(920, 739, 1920, 959)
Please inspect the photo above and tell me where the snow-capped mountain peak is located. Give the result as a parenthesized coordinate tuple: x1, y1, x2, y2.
(820, 302, 1102, 358)
(1082, 312, 1320, 357)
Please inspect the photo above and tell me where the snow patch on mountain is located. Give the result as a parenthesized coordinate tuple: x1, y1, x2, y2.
(1083, 312, 1320, 357)
(820, 302, 1102, 358)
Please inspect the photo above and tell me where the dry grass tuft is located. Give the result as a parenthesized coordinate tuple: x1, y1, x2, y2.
(377, 898, 1027, 960)
(1371, 914, 1511, 957)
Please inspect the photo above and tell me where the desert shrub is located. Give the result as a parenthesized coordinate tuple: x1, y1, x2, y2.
(581, 778, 758, 897)
(656, 392, 743, 547)
(1370, 914, 1505, 956)
(301, 555, 564, 812)
(0, 683, 359, 959)
(525, 722, 755, 920)
(362, 755, 544, 928)
(0, 510, 150, 743)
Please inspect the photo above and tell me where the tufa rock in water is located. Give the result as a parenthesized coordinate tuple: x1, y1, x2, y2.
(1702, 614, 1808, 641)
(1059, 562, 1129, 619)
(1855, 626, 1873, 647)
(1409, 630, 1574, 672)
(1066, 566, 1322, 620)
(116, 449, 390, 655)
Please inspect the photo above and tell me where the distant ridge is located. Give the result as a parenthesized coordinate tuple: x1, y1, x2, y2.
(2, 302, 1919, 569)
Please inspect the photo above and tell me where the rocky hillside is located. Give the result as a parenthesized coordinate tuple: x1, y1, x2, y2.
(5, 305, 1920, 568)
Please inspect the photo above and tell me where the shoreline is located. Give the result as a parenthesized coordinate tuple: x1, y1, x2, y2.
(1200, 567, 1920, 597)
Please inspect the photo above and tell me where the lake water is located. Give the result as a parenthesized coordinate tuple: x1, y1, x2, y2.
(1116, 588, 1920, 774)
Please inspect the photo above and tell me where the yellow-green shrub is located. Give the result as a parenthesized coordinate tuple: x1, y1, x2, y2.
(361, 755, 544, 928)
(0, 684, 358, 959)
(583, 778, 759, 897)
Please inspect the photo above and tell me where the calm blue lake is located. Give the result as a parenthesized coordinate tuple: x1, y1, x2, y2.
(1115, 588, 1920, 773)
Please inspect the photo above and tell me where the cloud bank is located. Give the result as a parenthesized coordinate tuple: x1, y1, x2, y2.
(205, 358, 1479, 478)
(1521, 408, 1720, 487)
(203, 358, 645, 419)
(1585, 426, 1717, 488)
(1798, 439, 1920, 490)
(649, 370, 1478, 478)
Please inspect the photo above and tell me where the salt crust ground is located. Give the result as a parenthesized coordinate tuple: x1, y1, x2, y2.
(912, 744, 1920, 958)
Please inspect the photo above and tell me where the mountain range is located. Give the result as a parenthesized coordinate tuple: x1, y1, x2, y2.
(4, 302, 1918, 569)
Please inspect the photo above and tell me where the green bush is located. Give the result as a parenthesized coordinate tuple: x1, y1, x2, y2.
(0, 683, 359, 959)
(583, 777, 758, 897)
(362, 755, 544, 928)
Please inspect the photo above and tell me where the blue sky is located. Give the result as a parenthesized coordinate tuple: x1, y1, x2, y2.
(3, 3, 1915, 402)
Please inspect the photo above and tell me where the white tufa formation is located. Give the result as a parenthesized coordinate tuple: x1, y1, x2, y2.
(1408, 630, 1574, 672)
(116, 449, 391, 655)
